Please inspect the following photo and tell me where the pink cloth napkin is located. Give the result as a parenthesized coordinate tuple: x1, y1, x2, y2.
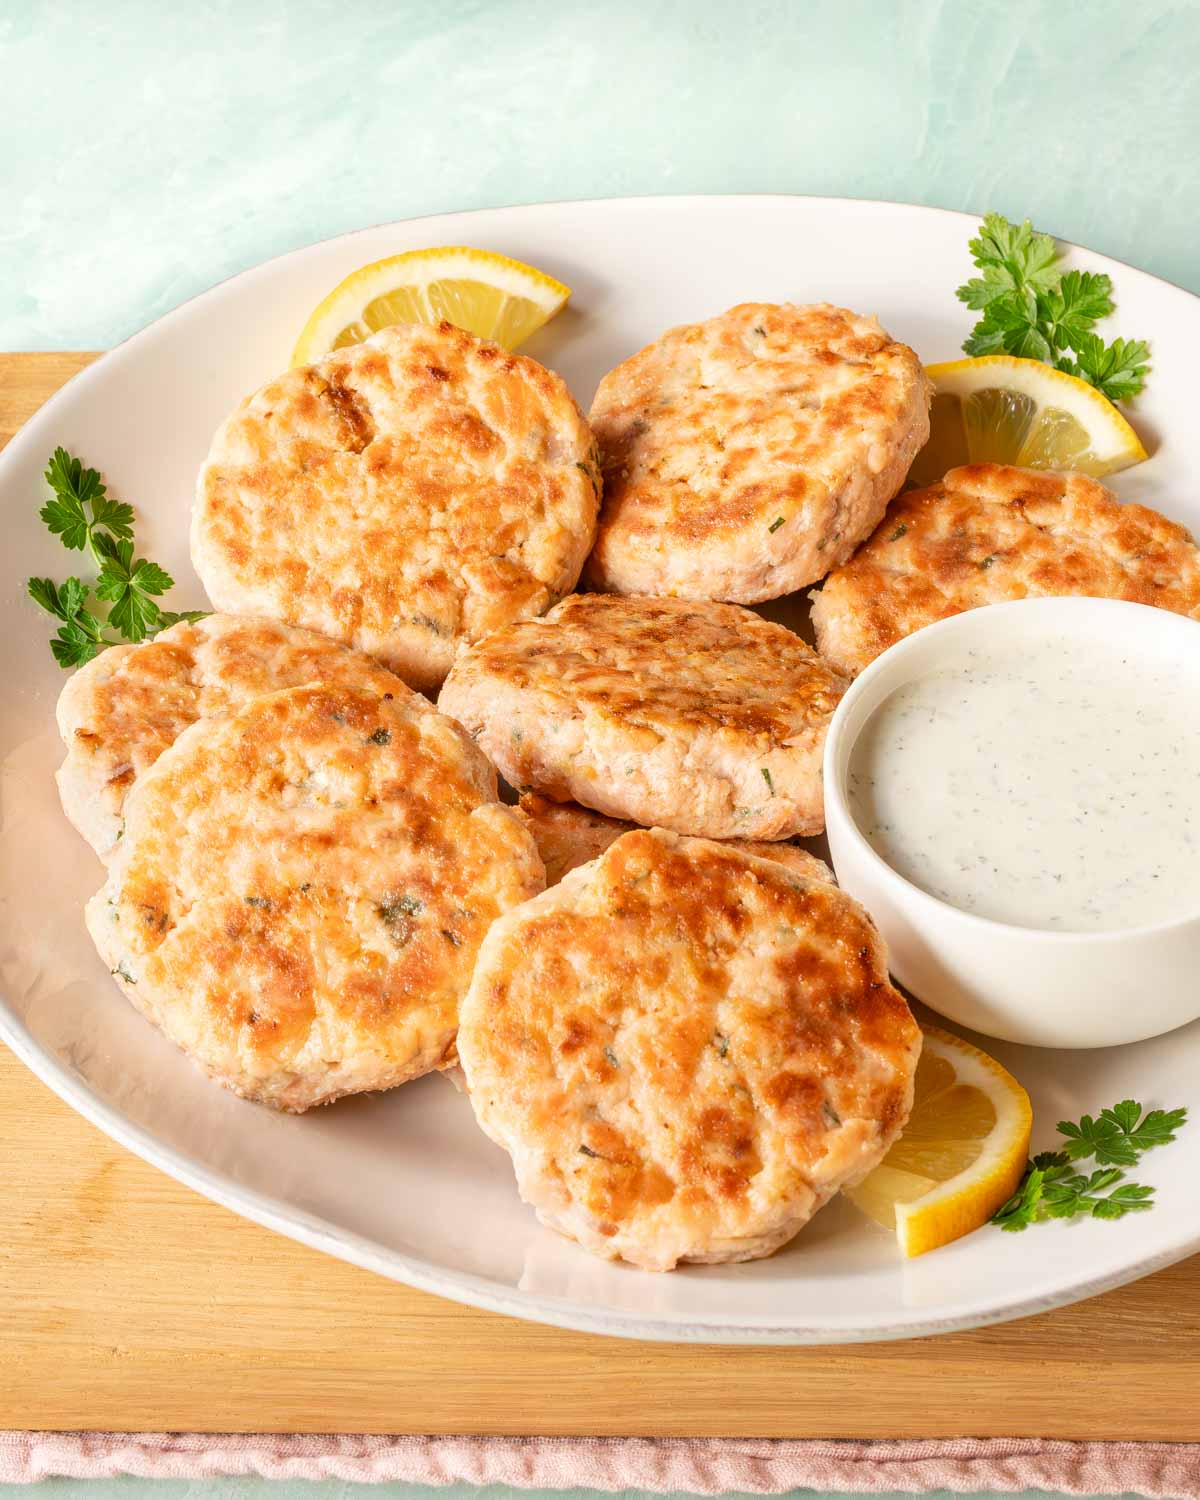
(1, 1433, 1199, 1495)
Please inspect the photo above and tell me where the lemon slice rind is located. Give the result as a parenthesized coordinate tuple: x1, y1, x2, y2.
(846, 1023, 1033, 1259)
(910, 355, 1147, 486)
(291, 246, 571, 367)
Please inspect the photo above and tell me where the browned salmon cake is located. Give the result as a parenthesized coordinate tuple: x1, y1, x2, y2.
(458, 828, 920, 1271)
(811, 463, 1200, 676)
(85, 683, 543, 1111)
(518, 793, 835, 886)
(56, 613, 423, 862)
(192, 322, 600, 693)
(584, 303, 930, 602)
(439, 594, 848, 841)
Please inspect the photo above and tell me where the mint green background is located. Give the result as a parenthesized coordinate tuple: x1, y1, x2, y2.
(2, 0, 1194, 1493)
(4, 0, 1200, 353)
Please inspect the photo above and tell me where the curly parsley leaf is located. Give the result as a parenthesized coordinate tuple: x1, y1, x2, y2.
(956, 213, 1150, 403)
(103, 589, 158, 644)
(39, 447, 135, 554)
(1041, 1167, 1155, 1222)
(991, 1100, 1185, 1233)
(27, 576, 68, 620)
(156, 609, 210, 629)
(1058, 1100, 1187, 1165)
(994, 1156, 1154, 1231)
(991, 1163, 1049, 1233)
(1091, 1183, 1157, 1220)
(964, 290, 1055, 361)
(1058, 1112, 1138, 1166)
(50, 613, 106, 668)
(1042, 270, 1115, 348)
(40, 492, 92, 552)
(1122, 1103, 1189, 1151)
(89, 493, 137, 540)
(28, 574, 108, 665)
(92, 540, 175, 642)
(44, 446, 106, 510)
(1059, 334, 1152, 404)
(26, 449, 205, 666)
(957, 214, 1061, 311)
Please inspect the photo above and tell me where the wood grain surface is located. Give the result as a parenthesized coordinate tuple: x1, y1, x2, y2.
(3, 353, 1199, 1439)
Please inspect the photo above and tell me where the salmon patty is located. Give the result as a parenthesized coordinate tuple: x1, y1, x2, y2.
(85, 683, 543, 1111)
(439, 594, 848, 840)
(811, 463, 1200, 676)
(458, 829, 919, 1270)
(56, 613, 422, 862)
(585, 303, 930, 602)
(192, 322, 600, 692)
(518, 793, 834, 887)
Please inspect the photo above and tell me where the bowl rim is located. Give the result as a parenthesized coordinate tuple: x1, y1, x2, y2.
(822, 594, 1200, 945)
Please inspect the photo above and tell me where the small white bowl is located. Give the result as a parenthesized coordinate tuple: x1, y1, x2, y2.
(823, 596, 1200, 1049)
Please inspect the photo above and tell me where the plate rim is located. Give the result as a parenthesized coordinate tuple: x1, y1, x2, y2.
(5, 997, 1198, 1344)
(3, 192, 1199, 1344)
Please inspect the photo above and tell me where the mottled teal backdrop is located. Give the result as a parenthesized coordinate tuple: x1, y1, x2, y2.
(4, 0, 1199, 352)
(2, 0, 1193, 1495)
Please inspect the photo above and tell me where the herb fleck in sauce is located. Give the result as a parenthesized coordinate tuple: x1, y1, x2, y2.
(846, 637, 1200, 932)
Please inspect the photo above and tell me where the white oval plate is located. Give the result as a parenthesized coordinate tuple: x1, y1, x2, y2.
(2, 196, 1198, 1344)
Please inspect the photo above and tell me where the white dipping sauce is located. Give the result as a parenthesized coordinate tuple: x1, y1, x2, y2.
(846, 634, 1200, 932)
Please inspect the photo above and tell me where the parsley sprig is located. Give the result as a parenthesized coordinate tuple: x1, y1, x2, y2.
(992, 1100, 1186, 1232)
(26, 448, 205, 667)
(956, 213, 1150, 403)
(1058, 1099, 1188, 1165)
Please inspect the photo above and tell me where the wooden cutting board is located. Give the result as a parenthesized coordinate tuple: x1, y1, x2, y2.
(3, 353, 1199, 1439)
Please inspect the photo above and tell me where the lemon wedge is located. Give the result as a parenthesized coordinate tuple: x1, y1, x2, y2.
(907, 355, 1147, 488)
(291, 247, 571, 366)
(844, 1023, 1032, 1258)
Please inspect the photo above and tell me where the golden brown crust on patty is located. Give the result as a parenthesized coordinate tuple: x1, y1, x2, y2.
(585, 303, 930, 602)
(192, 322, 600, 692)
(811, 463, 1200, 676)
(459, 829, 918, 1270)
(85, 683, 544, 1111)
(439, 594, 847, 840)
(518, 793, 835, 887)
(56, 613, 423, 861)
